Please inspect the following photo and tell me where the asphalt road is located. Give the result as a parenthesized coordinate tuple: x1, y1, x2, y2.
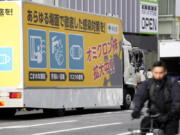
(0, 109, 142, 135)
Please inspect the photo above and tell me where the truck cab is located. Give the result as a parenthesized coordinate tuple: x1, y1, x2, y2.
(122, 37, 146, 109)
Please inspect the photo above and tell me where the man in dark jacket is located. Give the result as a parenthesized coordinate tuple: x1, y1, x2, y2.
(131, 61, 180, 135)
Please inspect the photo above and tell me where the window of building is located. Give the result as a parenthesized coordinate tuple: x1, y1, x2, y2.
(95, 0, 100, 14)
(58, 0, 69, 8)
(100, 0, 105, 15)
(83, 0, 88, 12)
(159, 0, 175, 15)
(77, 0, 82, 11)
(112, 0, 116, 16)
(89, 0, 94, 13)
(70, 0, 76, 10)
(106, 0, 111, 15)
(117, 0, 122, 18)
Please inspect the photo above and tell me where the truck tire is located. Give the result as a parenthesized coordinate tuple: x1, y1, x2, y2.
(43, 109, 65, 117)
(122, 88, 134, 110)
(0, 109, 16, 118)
(76, 107, 84, 111)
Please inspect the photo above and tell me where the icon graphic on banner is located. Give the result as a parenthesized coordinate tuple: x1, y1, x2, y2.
(0, 54, 11, 65)
(52, 36, 64, 66)
(30, 36, 46, 63)
(0, 47, 12, 71)
(28, 29, 46, 68)
(69, 34, 84, 70)
(50, 32, 66, 69)
(70, 44, 83, 60)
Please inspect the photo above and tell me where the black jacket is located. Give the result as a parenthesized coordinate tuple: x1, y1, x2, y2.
(133, 76, 180, 115)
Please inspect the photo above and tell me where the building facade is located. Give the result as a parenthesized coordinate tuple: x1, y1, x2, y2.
(159, 0, 180, 40)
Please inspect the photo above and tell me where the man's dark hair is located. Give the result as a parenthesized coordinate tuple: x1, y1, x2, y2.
(152, 61, 167, 70)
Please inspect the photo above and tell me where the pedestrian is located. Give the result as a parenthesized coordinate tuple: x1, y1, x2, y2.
(131, 61, 180, 135)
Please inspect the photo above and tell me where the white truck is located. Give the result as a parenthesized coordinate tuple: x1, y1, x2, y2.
(0, 1, 145, 116)
(159, 40, 180, 82)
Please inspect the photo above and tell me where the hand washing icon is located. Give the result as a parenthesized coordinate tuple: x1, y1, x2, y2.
(28, 29, 47, 68)
(29, 36, 46, 64)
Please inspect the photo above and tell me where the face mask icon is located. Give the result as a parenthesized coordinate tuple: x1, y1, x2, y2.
(0, 54, 11, 65)
(70, 44, 83, 60)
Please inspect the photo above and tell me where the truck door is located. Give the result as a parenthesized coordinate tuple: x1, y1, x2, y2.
(123, 46, 137, 86)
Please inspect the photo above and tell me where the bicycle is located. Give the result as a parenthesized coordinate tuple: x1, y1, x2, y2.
(129, 113, 164, 135)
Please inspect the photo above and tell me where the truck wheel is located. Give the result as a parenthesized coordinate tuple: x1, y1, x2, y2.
(122, 89, 134, 110)
(43, 109, 65, 117)
(76, 107, 84, 111)
(0, 109, 16, 118)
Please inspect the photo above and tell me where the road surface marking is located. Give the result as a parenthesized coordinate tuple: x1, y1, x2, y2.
(91, 110, 132, 116)
(32, 122, 122, 135)
(116, 130, 141, 135)
(0, 120, 77, 130)
(77, 110, 132, 120)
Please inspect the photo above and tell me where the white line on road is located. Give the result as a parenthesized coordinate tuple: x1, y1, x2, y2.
(116, 130, 140, 135)
(103, 110, 132, 115)
(0, 120, 77, 130)
(32, 122, 122, 135)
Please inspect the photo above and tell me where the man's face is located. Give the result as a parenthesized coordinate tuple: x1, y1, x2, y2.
(152, 66, 167, 80)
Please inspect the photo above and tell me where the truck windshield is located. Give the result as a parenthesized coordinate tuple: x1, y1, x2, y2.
(129, 49, 144, 70)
